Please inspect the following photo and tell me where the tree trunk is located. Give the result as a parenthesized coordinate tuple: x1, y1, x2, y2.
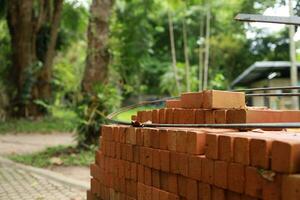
(198, 16, 204, 91)
(203, 6, 211, 90)
(7, 0, 35, 117)
(182, 17, 190, 92)
(7, 0, 63, 117)
(168, 10, 181, 95)
(36, 0, 63, 103)
(82, 0, 113, 93)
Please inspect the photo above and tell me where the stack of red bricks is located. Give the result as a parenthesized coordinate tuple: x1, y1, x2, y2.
(135, 90, 300, 124)
(87, 90, 300, 200)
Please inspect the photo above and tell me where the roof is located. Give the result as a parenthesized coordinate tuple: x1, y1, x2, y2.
(231, 61, 300, 87)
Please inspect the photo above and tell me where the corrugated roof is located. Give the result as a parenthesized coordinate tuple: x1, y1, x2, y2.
(231, 61, 300, 87)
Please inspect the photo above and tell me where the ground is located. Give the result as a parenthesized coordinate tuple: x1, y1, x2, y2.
(0, 133, 90, 185)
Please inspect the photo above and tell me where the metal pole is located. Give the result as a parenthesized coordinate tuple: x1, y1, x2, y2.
(289, 0, 299, 110)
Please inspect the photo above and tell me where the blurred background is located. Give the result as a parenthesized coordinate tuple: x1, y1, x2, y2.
(0, 0, 299, 183)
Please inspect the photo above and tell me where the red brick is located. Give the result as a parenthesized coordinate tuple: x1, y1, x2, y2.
(250, 138, 272, 169)
(125, 144, 134, 161)
(271, 140, 300, 173)
(176, 130, 188, 153)
(188, 155, 202, 181)
(214, 160, 228, 189)
(102, 125, 113, 141)
(116, 142, 121, 159)
(137, 111, 143, 122)
(138, 164, 145, 183)
(90, 164, 100, 179)
(86, 190, 93, 200)
(170, 151, 179, 174)
(218, 134, 234, 162)
(159, 129, 169, 150)
(186, 178, 198, 200)
(145, 184, 152, 200)
(144, 166, 152, 186)
(226, 191, 241, 200)
(168, 193, 179, 200)
(226, 109, 281, 124)
(160, 172, 169, 191)
(127, 180, 137, 198)
(133, 145, 140, 163)
(119, 178, 126, 193)
(245, 167, 263, 198)
(234, 136, 250, 165)
(159, 190, 169, 200)
(205, 133, 219, 160)
(198, 182, 211, 200)
(152, 187, 160, 200)
(212, 187, 225, 200)
(178, 175, 187, 198)
(152, 169, 161, 188)
(281, 174, 300, 200)
(151, 129, 160, 149)
(262, 173, 282, 200)
(168, 174, 178, 194)
(280, 110, 300, 122)
(152, 109, 159, 123)
(166, 99, 182, 108)
(160, 150, 170, 172)
(165, 109, 174, 124)
(159, 109, 166, 124)
(119, 127, 127, 143)
(144, 147, 153, 168)
(91, 178, 100, 195)
(178, 153, 189, 177)
(167, 130, 177, 151)
(241, 195, 258, 200)
(203, 90, 245, 109)
(136, 128, 144, 146)
(139, 147, 146, 165)
(143, 128, 152, 147)
(195, 109, 205, 124)
(205, 110, 215, 124)
(118, 160, 125, 178)
(113, 126, 120, 142)
(137, 183, 146, 200)
(152, 149, 161, 170)
(145, 111, 153, 122)
(202, 157, 214, 184)
(214, 110, 227, 124)
(228, 162, 245, 194)
(131, 162, 137, 181)
(181, 92, 203, 108)
(124, 161, 131, 179)
(176, 109, 196, 124)
(187, 131, 206, 155)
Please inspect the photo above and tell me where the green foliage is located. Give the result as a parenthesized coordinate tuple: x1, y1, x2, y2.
(75, 84, 122, 147)
(0, 107, 77, 134)
(8, 145, 95, 167)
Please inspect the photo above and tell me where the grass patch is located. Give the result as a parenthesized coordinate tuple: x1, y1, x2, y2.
(8, 145, 95, 167)
(0, 108, 78, 134)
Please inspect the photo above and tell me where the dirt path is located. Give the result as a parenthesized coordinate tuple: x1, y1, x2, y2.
(0, 133, 90, 185)
(0, 133, 76, 155)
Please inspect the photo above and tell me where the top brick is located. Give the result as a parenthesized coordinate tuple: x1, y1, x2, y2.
(202, 90, 246, 109)
(181, 92, 203, 108)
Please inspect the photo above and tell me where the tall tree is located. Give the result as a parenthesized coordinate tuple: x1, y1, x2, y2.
(82, 0, 113, 93)
(7, 0, 63, 117)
